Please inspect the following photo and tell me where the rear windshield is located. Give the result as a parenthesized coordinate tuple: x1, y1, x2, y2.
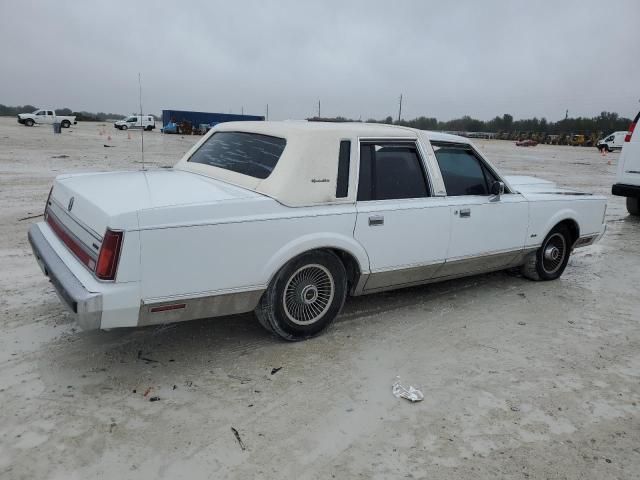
(188, 131, 286, 179)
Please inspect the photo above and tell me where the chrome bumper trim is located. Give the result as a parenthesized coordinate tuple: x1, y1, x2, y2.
(28, 224, 102, 330)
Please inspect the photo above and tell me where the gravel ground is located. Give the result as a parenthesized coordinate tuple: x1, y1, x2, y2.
(0, 117, 638, 479)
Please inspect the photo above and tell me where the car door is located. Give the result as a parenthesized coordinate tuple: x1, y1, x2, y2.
(431, 141, 529, 277)
(354, 139, 450, 292)
(45, 110, 55, 124)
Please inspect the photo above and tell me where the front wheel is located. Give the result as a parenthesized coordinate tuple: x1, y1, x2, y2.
(521, 225, 572, 281)
(121, 125, 128, 131)
(255, 251, 347, 341)
(627, 197, 640, 216)
(25, 119, 34, 127)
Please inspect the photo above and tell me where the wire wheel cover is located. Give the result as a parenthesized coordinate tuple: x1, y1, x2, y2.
(542, 232, 566, 274)
(283, 264, 335, 325)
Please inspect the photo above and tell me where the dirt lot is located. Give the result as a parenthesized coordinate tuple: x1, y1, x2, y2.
(0, 117, 638, 479)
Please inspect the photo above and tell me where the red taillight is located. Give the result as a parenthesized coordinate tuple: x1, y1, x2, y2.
(47, 213, 96, 271)
(96, 229, 123, 280)
(625, 121, 636, 142)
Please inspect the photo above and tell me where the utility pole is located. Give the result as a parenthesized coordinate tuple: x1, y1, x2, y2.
(266, 104, 269, 121)
(241, 106, 244, 115)
(398, 94, 403, 123)
(318, 99, 321, 118)
(565, 109, 568, 120)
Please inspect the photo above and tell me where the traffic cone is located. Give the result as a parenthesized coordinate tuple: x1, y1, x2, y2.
(127, 132, 131, 140)
(107, 135, 111, 141)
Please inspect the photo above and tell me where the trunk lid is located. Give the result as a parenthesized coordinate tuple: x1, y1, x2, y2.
(47, 169, 259, 265)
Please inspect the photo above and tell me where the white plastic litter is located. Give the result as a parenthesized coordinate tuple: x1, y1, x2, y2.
(392, 377, 424, 402)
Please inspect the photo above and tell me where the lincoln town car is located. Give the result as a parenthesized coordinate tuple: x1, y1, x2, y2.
(29, 122, 607, 340)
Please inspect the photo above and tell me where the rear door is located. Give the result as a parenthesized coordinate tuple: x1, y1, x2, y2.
(354, 139, 450, 292)
(431, 142, 529, 277)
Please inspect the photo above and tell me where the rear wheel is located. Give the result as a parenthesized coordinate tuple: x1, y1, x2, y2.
(627, 197, 640, 216)
(255, 251, 347, 341)
(61, 120, 70, 128)
(521, 225, 572, 281)
(25, 119, 34, 127)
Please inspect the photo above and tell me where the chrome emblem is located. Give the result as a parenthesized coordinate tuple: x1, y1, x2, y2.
(67, 197, 74, 212)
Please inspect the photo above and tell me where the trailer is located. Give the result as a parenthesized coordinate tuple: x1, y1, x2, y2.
(161, 110, 264, 134)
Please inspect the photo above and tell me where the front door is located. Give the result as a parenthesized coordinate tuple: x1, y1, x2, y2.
(430, 142, 528, 277)
(354, 140, 450, 292)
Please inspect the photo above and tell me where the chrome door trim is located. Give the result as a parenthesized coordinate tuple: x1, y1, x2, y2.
(360, 246, 537, 294)
(363, 261, 443, 293)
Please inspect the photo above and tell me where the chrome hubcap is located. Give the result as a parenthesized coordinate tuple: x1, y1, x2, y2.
(541, 233, 566, 274)
(283, 264, 334, 325)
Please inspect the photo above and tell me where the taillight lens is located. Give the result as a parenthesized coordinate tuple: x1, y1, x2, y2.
(96, 229, 124, 280)
(625, 121, 636, 142)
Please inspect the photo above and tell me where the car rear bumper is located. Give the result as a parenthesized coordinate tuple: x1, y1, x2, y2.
(28, 224, 102, 330)
(612, 183, 640, 198)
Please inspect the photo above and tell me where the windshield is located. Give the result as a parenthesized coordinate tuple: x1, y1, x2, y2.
(188, 131, 286, 179)
(125, 116, 136, 122)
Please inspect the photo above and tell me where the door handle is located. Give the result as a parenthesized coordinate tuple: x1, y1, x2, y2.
(459, 208, 471, 218)
(368, 215, 384, 226)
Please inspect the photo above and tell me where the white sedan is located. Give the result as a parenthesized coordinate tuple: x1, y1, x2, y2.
(29, 122, 607, 340)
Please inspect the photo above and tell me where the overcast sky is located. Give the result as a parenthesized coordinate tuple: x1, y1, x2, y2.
(1, 0, 638, 121)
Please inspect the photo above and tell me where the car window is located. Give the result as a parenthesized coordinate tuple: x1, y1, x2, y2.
(432, 144, 497, 196)
(357, 142, 429, 201)
(47, 111, 53, 116)
(129, 117, 137, 123)
(37, 111, 44, 116)
(188, 131, 286, 179)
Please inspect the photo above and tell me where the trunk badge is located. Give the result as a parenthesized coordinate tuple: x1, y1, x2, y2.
(67, 197, 74, 212)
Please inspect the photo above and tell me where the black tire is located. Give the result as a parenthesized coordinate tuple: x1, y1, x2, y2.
(61, 120, 70, 128)
(255, 250, 347, 341)
(521, 225, 572, 281)
(627, 197, 640, 216)
(121, 125, 128, 131)
(25, 119, 34, 127)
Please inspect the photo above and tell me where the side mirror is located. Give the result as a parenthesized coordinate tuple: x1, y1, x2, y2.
(491, 181, 505, 196)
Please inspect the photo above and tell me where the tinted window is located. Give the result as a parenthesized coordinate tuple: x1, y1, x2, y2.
(433, 145, 496, 196)
(189, 131, 286, 179)
(357, 142, 429, 201)
(336, 140, 351, 198)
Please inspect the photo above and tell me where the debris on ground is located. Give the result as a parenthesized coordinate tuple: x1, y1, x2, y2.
(231, 427, 246, 450)
(148, 396, 161, 402)
(51, 154, 69, 158)
(228, 374, 252, 383)
(143, 387, 153, 398)
(137, 350, 158, 363)
(18, 213, 44, 221)
(518, 321, 527, 326)
(392, 377, 424, 402)
(270, 367, 282, 375)
(103, 144, 114, 148)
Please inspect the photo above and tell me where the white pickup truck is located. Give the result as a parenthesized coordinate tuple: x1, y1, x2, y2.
(28, 122, 607, 340)
(17, 109, 77, 128)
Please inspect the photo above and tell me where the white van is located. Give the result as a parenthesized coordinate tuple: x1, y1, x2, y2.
(114, 115, 155, 131)
(597, 131, 626, 151)
(612, 112, 640, 215)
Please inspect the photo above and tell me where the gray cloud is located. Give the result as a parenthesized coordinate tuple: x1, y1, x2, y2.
(1, 0, 638, 121)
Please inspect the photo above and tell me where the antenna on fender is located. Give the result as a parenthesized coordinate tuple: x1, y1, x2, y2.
(138, 72, 145, 171)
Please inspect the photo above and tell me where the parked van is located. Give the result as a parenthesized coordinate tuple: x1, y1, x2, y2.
(612, 112, 640, 215)
(597, 131, 626, 152)
(114, 115, 155, 131)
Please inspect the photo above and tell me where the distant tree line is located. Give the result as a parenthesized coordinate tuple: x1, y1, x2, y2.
(308, 111, 632, 137)
(0, 104, 162, 121)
